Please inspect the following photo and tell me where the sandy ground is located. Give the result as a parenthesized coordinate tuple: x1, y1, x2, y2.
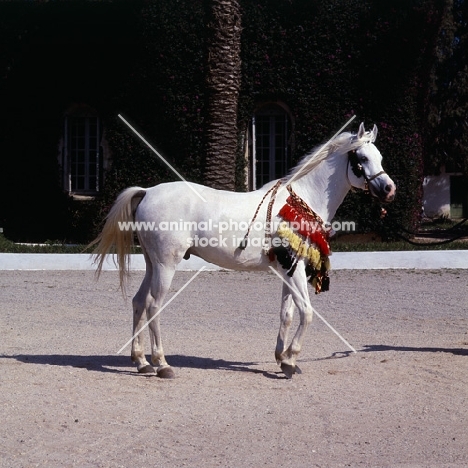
(0, 268, 467, 467)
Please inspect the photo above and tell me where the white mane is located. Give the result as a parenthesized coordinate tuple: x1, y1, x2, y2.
(286, 124, 377, 182)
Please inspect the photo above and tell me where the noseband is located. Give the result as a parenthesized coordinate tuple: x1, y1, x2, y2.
(347, 149, 386, 192)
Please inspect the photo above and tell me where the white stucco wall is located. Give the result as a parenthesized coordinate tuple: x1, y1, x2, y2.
(2, 251, 468, 270)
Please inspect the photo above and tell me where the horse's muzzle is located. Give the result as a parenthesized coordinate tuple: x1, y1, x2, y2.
(369, 177, 396, 203)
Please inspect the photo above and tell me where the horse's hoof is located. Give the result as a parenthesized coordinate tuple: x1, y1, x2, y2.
(157, 366, 176, 379)
(281, 362, 296, 379)
(138, 364, 156, 374)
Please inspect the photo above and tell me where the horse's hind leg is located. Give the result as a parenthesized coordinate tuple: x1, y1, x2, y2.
(131, 261, 155, 373)
(146, 263, 177, 379)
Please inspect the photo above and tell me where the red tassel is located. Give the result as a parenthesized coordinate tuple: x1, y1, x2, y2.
(279, 204, 300, 224)
(279, 201, 331, 257)
(278, 204, 293, 221)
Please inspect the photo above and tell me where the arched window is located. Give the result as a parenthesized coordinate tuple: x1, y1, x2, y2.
(61, 104, 104, 196)
(251, 103, 293, 189)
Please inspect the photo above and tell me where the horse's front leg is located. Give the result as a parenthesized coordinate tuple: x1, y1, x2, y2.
(275, 283, 296, 364)
(278, 267, 313, 378)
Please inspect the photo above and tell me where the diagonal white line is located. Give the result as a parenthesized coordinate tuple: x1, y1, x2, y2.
(268, 266, 357, 353)
(116, 266, 207, 354)
(118, 114, 207, 203)
(278, 115, 356, 198)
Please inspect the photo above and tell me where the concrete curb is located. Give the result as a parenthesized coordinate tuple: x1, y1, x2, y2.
(330, 250, 468, 269)
(1, 250, 467, 271)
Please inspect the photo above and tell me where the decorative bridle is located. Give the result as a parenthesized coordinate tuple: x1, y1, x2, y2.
(347, 148, 386, 193)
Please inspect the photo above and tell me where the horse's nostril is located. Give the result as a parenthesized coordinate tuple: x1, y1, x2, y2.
(384, 184, 392, 193)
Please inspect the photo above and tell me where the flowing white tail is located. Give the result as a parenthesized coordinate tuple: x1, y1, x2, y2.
(90, 187, 147, 291)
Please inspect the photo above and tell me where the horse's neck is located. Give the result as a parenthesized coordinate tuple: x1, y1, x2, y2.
(291, 152, 350, 223)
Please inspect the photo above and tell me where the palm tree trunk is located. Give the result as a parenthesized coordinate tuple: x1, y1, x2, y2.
(204, 0, 242, 190)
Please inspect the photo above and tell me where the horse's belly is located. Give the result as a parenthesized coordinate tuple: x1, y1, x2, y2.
(189, 245, 272, 272)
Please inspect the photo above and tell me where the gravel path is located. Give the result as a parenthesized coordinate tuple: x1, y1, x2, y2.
(1, 269, 467, 467)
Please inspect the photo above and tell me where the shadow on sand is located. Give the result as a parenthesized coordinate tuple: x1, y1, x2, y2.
(3, 353, 288, 379)
(360, 344, 468, 356)
(299, 343, 468, 363)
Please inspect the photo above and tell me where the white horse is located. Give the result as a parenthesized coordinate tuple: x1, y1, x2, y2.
(92, 123, 396, 379)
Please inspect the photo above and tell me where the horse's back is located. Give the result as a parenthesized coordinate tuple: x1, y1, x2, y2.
(134, 181, 277, 271)
(137, 181, 268, 221)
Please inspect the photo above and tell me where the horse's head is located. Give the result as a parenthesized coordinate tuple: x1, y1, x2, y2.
(347, 123, 396, 203)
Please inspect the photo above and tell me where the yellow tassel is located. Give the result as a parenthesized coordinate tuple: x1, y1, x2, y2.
(278, 223, 304, 254)
(289, 233, 301, 251)
(276, 221, 331, 281)
(298, 242, 308, 258)
(277, 221, 291, 238)
(307, 246, 321, 267)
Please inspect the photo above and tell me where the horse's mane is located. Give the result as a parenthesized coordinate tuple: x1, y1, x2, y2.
(285, 130, 374, 182)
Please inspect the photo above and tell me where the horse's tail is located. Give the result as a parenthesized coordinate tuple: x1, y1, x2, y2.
(89, 186, 147, 292)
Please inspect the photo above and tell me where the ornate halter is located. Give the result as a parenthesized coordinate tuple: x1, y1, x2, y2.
(347, 148, 386, 192)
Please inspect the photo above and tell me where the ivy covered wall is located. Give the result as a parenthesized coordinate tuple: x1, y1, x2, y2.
(0, 0, 443, 242)
(239, 0, 441, 234)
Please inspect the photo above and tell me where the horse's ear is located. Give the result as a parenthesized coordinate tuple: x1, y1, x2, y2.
(371, 124, 378, 142)
(357, 122, 365, 139)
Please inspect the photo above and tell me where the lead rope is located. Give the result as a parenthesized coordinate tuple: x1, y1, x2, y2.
(238, 180, 282, 250)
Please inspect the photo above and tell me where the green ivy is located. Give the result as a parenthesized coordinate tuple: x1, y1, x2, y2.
(0, 0, 444, 242)
(238, 0, 438, 235)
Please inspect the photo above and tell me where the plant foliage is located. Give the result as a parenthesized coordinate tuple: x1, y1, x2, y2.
(0, 0, 452, 242)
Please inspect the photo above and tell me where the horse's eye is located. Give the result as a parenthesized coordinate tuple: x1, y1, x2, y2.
(360, 156, 368, 163)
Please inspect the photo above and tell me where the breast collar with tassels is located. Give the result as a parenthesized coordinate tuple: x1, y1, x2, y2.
(347, 148, 386, 193)
(271, 184, 331, 294)
(238, 182, 331, 293)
